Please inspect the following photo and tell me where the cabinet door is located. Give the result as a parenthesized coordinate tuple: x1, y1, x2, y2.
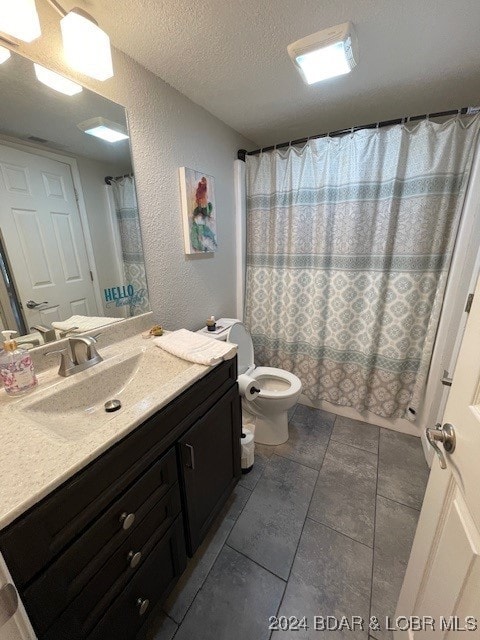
(178, 385, 241, 554)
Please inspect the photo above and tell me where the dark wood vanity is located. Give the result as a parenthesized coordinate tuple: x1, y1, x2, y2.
(0, 358, 241, 639)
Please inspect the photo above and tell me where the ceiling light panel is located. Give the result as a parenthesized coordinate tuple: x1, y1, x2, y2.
(78, 117, 129, 143)
(288, 22, 358, 85)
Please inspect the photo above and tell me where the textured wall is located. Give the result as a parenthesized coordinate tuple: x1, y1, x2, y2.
(13, 2, 252, 330)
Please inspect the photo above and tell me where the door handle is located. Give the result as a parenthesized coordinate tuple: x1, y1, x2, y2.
(26, 300, 48, 309)
(426, 423, 456, 469)
(185, 443, 195, 470)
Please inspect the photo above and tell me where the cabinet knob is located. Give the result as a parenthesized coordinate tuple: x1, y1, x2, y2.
(128, 550, 142, 568)
(119, 512, 135, 530)
(137, 597, 149, 616)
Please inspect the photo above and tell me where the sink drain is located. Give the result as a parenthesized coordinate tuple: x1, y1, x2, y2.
(104, 399, 122, 413)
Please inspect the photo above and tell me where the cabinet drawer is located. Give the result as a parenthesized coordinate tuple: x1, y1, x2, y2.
(36, 485, 182, 640)
(23, 454, 179, 635)
(87, 516, 186, 640)
(0, 359, 236, 587)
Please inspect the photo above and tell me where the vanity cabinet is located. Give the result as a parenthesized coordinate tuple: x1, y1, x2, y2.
(179, 384, 241, 554)
(0, 358, 241, 640)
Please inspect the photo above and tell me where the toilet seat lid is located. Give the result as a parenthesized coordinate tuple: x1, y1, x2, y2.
(227, 322, 254, 374)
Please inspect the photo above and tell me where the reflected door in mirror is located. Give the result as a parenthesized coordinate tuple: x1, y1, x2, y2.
(0, 144, 99, 329)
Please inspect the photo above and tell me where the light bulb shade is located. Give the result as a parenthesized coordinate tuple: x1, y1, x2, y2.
(34, 63, 83, 96)
(61, 10, 113, 81)
(288, 22, 358, 85)
(0, 0, 41, 42)
(0, 46, 11, 64)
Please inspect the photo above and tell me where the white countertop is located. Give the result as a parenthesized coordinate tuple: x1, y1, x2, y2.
(0, 332, 212, 530)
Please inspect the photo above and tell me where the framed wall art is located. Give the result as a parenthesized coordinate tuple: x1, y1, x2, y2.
(179, 167, 217, 254)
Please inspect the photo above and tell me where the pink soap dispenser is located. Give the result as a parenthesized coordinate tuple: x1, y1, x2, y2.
(0, 330, 38, 396)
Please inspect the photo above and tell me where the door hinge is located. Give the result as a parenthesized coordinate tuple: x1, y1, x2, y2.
(89, 270, 94, 282)
(465, 293, 474, 313)
(74, 187, 79, 203)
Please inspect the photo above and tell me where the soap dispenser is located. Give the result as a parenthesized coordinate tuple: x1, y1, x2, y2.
(0, 330, 38, 396)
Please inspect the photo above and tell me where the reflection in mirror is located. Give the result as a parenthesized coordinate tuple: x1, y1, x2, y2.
(0, 50, 149, 347)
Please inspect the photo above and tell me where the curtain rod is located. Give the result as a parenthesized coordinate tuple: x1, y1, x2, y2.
(105, 173, 134, 185)
(237, 106, 479, 161)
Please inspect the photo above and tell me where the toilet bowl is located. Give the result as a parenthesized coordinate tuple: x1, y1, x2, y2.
(226, 322, 302, 445)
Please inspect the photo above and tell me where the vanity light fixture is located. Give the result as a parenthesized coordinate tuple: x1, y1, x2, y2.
(288, 22, 358, 85)
(0, 45, 11, 64)
(0, 0, 41, 43)
(34, 63, 83, 96)
(60, 8, 113, 81)
(77, 117, 129, 143)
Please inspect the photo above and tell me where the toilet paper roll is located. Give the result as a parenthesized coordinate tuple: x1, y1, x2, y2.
(238, 374, 260, 401)
(241, 429, 255, 470)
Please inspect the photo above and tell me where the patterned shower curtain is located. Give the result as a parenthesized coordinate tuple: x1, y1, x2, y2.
(244, 117, 480, 419)
(110, 176, 149, 316)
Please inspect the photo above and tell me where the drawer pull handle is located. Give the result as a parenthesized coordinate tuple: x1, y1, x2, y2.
(137, 597, 149, 616)
(128, 550, 142, 568)
(185, 443, 195, 470)
(119, 512, 135, 530)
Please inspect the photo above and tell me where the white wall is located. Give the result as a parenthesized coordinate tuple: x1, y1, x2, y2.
(13, 2, 253, 330)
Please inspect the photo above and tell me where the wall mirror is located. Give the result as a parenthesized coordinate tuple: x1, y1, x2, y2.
(0, 50, 149, 347)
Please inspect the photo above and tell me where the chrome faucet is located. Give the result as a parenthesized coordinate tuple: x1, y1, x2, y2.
(45, 334, 103, 377)
(69, 335, 102, 366)
(30, 325, 57, 344)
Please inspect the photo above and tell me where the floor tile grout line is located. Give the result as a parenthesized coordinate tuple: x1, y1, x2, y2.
(164, 481, 256, 630)
(329, 434, 379, 456)
(224, 542, 289, 583)
(267, 406, 305, 640)
(376, 491, 421, 513)
(269, 449, 327, 473)
(305, 513, 375, 550)
(368, 425, 381, 627)
(267, 413, 336, 640)
(325, 436, 379, 461)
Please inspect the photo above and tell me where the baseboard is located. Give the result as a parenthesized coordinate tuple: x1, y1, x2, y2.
(298, 394, 421, 437)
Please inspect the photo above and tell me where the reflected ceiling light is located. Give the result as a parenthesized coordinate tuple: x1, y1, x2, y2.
(0, 0, 41, 42)
(0, 46, 11, 64)
(288, 22, 358, 85)
(34, 63, 83, 96)
(60, 8, 113, 81)
(77, 117, 129, 143)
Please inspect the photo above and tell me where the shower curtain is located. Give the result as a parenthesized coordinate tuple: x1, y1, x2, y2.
(244, 117, 480, 419)
(110, 176, 149, 316)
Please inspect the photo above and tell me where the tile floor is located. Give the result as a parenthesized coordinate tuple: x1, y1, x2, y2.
(145, 405, 430, 640)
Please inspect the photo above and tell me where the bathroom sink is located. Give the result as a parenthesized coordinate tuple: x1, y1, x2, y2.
(19, 346, 194, 440)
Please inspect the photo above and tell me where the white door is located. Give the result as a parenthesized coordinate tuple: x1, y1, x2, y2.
(395, 272, 480, 637)
(0, 144, 98, 329)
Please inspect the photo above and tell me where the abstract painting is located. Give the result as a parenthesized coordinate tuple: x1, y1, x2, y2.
(179, 167, 217, 254)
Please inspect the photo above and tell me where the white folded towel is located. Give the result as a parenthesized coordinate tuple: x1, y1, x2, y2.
(51, 315, 121, 333)
(153, 329, 237, 366)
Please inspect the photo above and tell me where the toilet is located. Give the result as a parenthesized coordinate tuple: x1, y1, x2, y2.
(205, 319, 302, 445)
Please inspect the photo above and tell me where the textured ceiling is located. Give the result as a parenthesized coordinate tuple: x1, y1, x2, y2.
(0, 50, 131, 166)
(63, 0, 480, 146)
